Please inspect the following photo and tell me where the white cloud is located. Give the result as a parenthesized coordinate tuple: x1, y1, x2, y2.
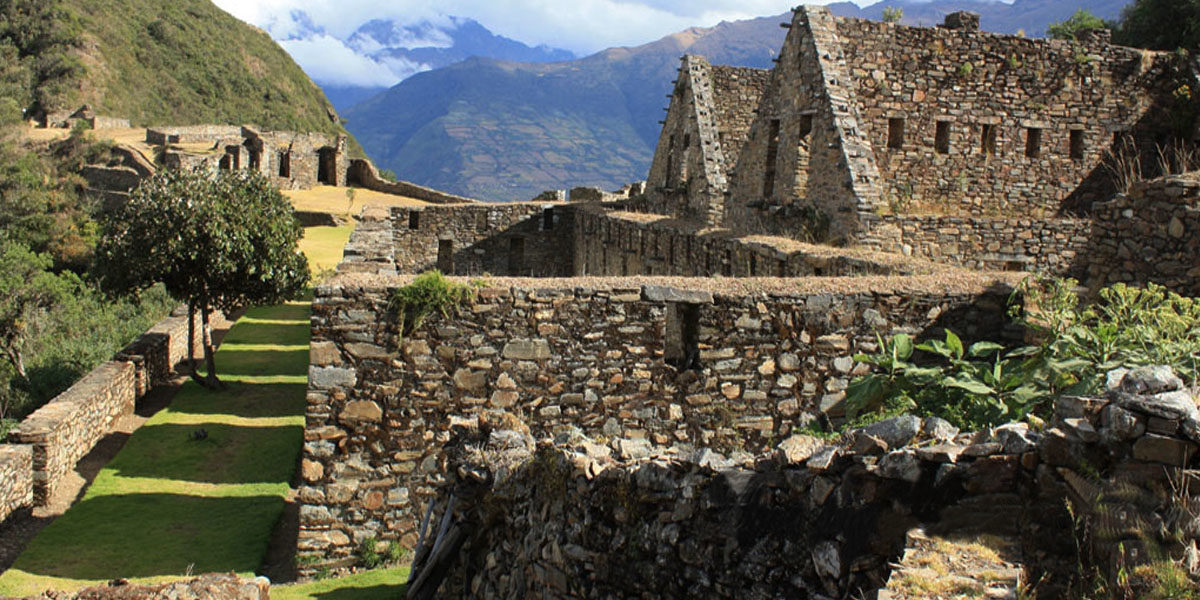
(277, 35, 429, 87)
(213, 0, 815, 55)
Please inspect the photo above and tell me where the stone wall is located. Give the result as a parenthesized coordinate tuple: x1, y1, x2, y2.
(298, 273, 1021, 570)
(1, 310, 199, 514)
(838, 16, 1175, 218)
(575, 207, 948, 277)
(24, 574, 271, 599)
(417, 366, 1200, 598)
(391, 204, 575, 276)
(347, 159, 479, 204)
(1088, 173, 1200, 295)
(145, 125, 243, 145)
(0, 445, 32, 523)
(643, 56, 734, 226)
(727, 6, 884, 243)
(7, 361, 136, 503)
(859, 214, 1092, 275)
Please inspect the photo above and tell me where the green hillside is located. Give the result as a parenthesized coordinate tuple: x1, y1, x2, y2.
(1, 0, 344, 135)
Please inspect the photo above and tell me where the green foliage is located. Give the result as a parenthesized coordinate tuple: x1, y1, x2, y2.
(845, 277, 1200, 430)
(96, 168, 308, 385)
(1113, 0, 1200, 51)
(0, 111, 96, 270)
(1013, 276, 1200, 388)
(377, 168, 398, 182)
(387, 270, 481, 336)
(882, 6, 904, 23)
(1047, 9, 1109, 40)
(356, 536, 408, 570)
(957, 61, 975, 77)
(0, 242, 75, 417)
(97, 168, 309, 315)
(0, 0, 85, 116)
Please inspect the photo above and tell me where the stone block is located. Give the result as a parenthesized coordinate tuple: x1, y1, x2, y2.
(1132, 434, 1197, 466)
(501, 339, 552, 360)
(641, 285, 713, 304)
(309, 366, 356, 390)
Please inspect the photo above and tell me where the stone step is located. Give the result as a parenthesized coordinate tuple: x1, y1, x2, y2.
(879, 527, 1024, 600)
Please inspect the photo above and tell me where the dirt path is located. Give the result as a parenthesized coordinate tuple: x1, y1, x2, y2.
(0, 314, 238, 575)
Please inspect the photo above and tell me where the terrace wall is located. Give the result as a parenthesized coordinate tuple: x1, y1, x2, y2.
(298, 274, 1020, 569)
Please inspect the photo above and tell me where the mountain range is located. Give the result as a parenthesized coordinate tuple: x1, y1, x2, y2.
(304, 0, 1133, 201)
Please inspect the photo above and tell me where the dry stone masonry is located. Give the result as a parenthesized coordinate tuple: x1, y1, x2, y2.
(644, 6, 1188, 278)
(408, 366, 1200, 599)
(0, 309, 205, 519)
(298, 274, 1021, 573)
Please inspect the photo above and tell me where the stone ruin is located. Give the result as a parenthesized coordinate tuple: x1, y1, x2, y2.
(149, 125, 350, 191)
(295, 7, 1200, 597)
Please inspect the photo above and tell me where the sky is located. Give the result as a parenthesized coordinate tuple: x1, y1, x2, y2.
(212, 0, 819, 87)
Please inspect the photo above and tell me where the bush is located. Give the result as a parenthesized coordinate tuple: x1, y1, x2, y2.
(388, 271, 481, 337)
(844, 277, 1200, 430)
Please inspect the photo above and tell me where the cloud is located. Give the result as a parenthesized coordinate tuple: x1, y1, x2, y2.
(213, 0, 814, 55)
(277, 35, 428, 87)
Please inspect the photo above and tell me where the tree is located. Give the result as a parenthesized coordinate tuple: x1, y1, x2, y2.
(1046, 9, 1109, 40)
(96, 168, 310, 389)
(1113, 0, 1200, 50)
(882, 6, 903, 23)
(0, 241, 73, 419)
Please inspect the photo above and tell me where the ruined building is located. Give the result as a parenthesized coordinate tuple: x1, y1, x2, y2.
(646, 7, 1187, 271)
(149, 125, 350, 190)
(292, 7, 1200, 597)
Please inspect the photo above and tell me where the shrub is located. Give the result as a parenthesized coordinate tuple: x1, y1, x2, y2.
(387, 270, 481, 337)
(844, 277, 1200, 429)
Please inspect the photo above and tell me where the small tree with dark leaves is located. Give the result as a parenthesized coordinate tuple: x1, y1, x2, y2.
(96, 168, 309, 389)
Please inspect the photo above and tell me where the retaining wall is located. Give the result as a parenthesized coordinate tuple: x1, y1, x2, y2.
(576, 208, 947, 277)
(298, 273, 1022, 569)
(347, 159, 480, 204)
(859, 214, 1092, 276)
(1, 309, 200, 517)
(422, 366, 1200, 598)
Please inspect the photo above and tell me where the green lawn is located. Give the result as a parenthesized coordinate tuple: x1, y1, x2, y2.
(0, 300, 311, 597)
(273, 567, 410, 600)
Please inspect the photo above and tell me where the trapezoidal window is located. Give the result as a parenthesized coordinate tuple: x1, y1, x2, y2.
(935, 121, 951, 154)
(980, 124, 997, 155)
(763, 119, 781, 198)
(798, 114, 813, 140)
(317, 147, 337, 185)
(542, 207, 554, 230)
(508, 237, 525, 276)
(887, 117, 905, 150)
(278, 152, 291, 178)
(408, 210, 420, 230)
(1069, 129, 1085, 160)
(437, 239, 454, 274)
(1025, 127, 1042, 158)
(665, 302, 701, 371)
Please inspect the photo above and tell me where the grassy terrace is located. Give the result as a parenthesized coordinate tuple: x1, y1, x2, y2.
(0, 300, 310, 596)
(0, 225, 400, 596)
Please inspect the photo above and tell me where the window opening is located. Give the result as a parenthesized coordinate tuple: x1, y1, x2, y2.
(1069, 129, 1084, 160)
(980, 124, 997, 155)
(1025, 127, 1042, 158)
(437, 240, 454, 273)
(408, 210, 420, 230)
(763, 119, 781, 197)
(935, 121, 950, 154)
(665, 303, 701, 371)
(887, 117, 905, 150)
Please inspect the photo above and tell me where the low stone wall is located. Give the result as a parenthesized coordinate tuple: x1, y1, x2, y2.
(88, 116, 131, 130)
(298, 273, 1022, 570)
(339, 207, 397, 275)
(348, 159, 479, 204)
(0, 445, 33, 523)
(145, 125, 243, 145)
(1, 309, 199, 514)
(391, 203, 574, 276)
(860, 214, 1092, 276)
(24, 574, 270, 599)
(576, 207, 947, 277)
(1088, 174, 1200, 295)
(8, 361, 136, 503)
(417, 366, 1200, 598)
